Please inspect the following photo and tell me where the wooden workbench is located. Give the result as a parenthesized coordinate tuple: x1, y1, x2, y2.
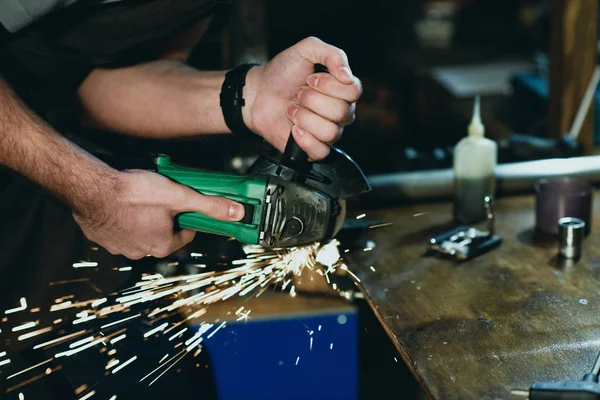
(348, 194, 600, 399)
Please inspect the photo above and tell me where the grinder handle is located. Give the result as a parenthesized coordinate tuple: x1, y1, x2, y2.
(282, 64, 329, 171)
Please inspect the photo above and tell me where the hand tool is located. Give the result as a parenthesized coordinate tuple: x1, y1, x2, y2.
(156, 67, 370, 248)
(500, 66, 600, 161)
(520, 350, 600, 399)
(427, 195, 502, 260)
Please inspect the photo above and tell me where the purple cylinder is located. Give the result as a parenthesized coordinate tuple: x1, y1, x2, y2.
(535, 178, 594, 235)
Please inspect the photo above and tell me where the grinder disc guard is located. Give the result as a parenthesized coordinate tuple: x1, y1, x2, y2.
(247, 146, 370, 246)
(248, 146, 371, 200)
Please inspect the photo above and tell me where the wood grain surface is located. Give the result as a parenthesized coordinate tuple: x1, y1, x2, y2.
(347, 194, 600, 399)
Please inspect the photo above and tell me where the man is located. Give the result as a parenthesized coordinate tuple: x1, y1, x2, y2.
(0, 0, 361, 288)
(0, 0, 361, 397)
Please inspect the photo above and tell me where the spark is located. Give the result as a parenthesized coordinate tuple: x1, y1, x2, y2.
(5, 365, 62, 393)
(49, 278, 89, 285)
(168, 327, 187, 341)
(105, 359, 120, 370)
(111, 356, 137, 374)
(55, 337, 106, 358)
(12, 321, 37, 332)
(79, 390, 96, 400)
(109, 397, 117, 400)
(75, 385, 88, 395)
(91, 298, 107, 307)
(206, 321, 226, 339)
(190, 253, 203, 257)
(72, 262, 98, 268)
(0, 359, 11, 366)
(19, 393, 24, 400)
(330, 343, 333, 350)
(1, 239, 356, 395)
(69, 336, 94, 348)
(0, 352, 6, 358)
(370, 266, 376, 272)
(369, 222, 393, 229)
(110, 334, 126, 345)
(143, 323, 168, 338)
(340, 264, 361, 282)
(33, 330, 87, 350)
(355, 213, 366, 219)
(101, 314, 141, 329)
(5, 298, 27, 314)
(18, 326, 53, 341)
(73, 315, 96, 325)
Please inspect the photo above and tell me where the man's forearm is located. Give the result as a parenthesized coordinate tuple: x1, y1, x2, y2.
(0, 77, 121, 213)
(78, 60, 258, 138)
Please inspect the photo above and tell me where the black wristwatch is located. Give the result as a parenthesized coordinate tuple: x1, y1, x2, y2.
(219, 63, 260, 140)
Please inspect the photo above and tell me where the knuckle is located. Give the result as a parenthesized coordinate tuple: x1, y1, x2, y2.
(346, 112, 356, 125)
(207, 197, 229, 219)
(126, 251, 144, 260)
(334, 103, 349, 122)
(323, 124, 340, 143)
(303, 36, 320, 46)
(336, 49, 348, 62)
(349, 83, 362, 100)
(312, 145, 330, 161)
(301, 89, 316, 106)
(153, 248, 171, 259)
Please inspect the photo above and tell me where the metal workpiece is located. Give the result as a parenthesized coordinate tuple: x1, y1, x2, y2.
(427, 194, 502, 261)
(366, 156, 600, 202)
(484, 195, 495, 235)
(558, 217, 585, 260)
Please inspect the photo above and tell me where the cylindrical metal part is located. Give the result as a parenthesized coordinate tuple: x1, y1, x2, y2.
(365, 156, 600, 202)
(558, 217, 585, 259)
(535, 178, 593, 235)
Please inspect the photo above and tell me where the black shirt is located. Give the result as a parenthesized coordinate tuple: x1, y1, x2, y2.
(0, 2, 230, 397)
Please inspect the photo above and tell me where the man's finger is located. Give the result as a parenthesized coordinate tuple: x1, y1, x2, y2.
(306, 73, 362, 103)
(296, 37, 354, 85)
(173, 185, 245, 221)
(291, 124, 330, 161)
(171, 229, 196, 252)
(287, 104, 343, 144)
(293, 86, 355, 126)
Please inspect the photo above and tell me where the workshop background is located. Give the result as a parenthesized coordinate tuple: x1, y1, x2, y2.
(4, 0, 600, 399)
(122, 0, 596, 398)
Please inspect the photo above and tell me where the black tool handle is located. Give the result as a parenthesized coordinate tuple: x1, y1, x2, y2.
(282, 64, 329, 170)
(282, 135, 309, 170)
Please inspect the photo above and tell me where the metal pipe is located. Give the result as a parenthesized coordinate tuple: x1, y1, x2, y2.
(365, 156, 600, 202)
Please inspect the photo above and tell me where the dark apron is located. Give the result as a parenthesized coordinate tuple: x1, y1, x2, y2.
(0, 1, 232, 397)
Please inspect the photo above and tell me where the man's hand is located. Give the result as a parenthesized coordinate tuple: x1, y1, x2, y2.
(73, 170, 245, 260)
(243, 37, 363, 161)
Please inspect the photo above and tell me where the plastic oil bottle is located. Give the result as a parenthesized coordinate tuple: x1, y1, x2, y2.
(453, 96, 497, 224)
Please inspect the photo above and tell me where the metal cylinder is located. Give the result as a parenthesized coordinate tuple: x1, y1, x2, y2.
(558, 217, 585, 259)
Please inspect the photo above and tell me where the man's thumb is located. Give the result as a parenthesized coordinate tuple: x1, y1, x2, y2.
(297, 37, 354, 84)
(177, 187, 245, 222)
